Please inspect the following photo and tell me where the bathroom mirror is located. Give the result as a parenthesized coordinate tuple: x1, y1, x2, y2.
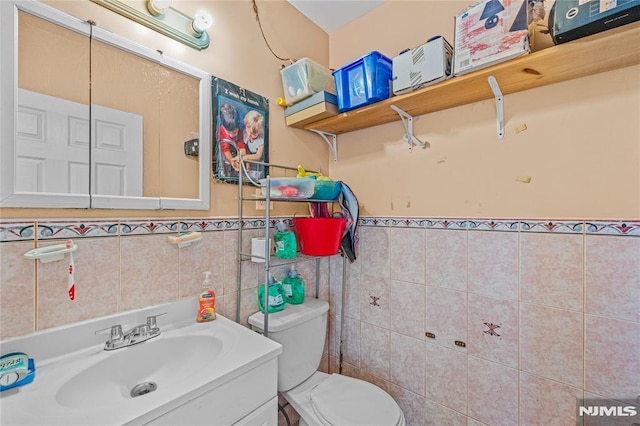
(0, 0, 211, 210)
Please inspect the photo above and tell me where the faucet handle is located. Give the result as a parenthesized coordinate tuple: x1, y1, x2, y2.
(95, 324, 124, 341)
(146, 312, 167, 330)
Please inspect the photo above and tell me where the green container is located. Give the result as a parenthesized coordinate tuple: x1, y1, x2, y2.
(257, 277, 286, 313)
(282, 266, 305, 305)
(274, 223, 297, 259)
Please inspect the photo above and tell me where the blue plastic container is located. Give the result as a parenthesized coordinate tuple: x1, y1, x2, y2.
(332, 51, 393, 113)
(310, 180, 341, 200)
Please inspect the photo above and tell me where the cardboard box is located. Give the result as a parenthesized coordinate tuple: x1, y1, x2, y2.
(392, 36, 453, 95)
(453, 0, 530, 76)
(284, 91, 338, 128)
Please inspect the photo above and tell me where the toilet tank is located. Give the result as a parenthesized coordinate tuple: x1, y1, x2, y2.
(248, 298, 329, 392)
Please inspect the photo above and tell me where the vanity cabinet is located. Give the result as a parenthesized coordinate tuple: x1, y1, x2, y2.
(147, 359, 278, 425)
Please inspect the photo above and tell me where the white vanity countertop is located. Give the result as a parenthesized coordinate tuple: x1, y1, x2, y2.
(0, 298, 282, 425)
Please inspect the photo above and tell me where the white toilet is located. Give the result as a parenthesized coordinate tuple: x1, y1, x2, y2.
(249, 298, 405, 426)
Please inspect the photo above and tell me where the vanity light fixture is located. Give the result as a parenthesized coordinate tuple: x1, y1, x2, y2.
(91, 0, 211, 50)
(147, 0, 172, 17)
(191, 10, 213, 35)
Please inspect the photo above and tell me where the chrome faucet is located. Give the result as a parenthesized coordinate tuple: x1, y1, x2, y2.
(96, 313, 166, 351)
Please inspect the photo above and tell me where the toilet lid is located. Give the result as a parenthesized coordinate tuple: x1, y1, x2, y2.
(307, 374, 402, 426)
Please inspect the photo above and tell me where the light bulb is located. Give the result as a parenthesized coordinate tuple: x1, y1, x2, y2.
(192, 10, 213, 34)
(147, 0, 172, 16)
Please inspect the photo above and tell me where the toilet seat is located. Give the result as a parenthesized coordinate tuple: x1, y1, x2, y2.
(306, 374, 404, 426)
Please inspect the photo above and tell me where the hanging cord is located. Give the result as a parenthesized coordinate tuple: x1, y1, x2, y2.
(252, 0, 292, 62)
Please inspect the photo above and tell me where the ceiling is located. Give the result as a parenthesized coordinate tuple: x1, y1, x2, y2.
(287, 0, 385, 33)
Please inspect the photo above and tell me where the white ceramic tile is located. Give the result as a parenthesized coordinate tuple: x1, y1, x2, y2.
(468, 293, 518, 367)
(359, 226, 390, 279)
(389, 384, 426, 426)
(0, 242, 36, 338)
(424, 399, 467, 426)
(331, 314, 361, 367)
(585, 235, 640, 322)
(425, 343, 467, 414)
(468, 356, 518, 426)
(360, 274, 390, 329)
(469, 231, 518, 300)
(426, 229, 467, 291)
(178, 230, 225, 298)
(519, 371, 583, 426)
(520, 232, 584, 311)
(37, 237, 119, 330)
(520, 303, 584, 388)
(120, 235, 179, 311)
(390, 280, 425, 339)
(425, 286, 467, 352)
(585, 315, 640, 400)
(390, 332, 425, 396)
(390, 227, 425, 284)
(360, 321, 390, 380)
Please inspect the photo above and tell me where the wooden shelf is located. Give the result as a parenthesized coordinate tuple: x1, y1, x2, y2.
(302, 21, 640, 135)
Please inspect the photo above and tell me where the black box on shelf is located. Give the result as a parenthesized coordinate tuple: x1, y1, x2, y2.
(550, 0, 640, 44)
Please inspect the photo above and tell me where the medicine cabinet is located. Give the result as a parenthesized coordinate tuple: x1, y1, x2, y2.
(0, 0, 211, 210)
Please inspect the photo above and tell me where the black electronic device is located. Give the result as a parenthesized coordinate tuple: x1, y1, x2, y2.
(550, 0, 640, 44)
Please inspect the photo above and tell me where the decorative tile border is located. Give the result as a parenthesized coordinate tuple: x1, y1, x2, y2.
(0, 221, 37, 242)
(585, 221, 640, 236)
(2, 217, 639, 243)
(37, 219, 120, 240)
(0, 217, 293, 242)
(519, 220, 584, 234)
(467, 219, 519, 232)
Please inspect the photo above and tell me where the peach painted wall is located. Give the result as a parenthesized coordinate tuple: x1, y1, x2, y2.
(1, 0, 331, 219)
(328, 1, 640, 220)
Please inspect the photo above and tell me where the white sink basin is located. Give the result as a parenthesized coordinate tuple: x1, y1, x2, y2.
(0, 298, 282, 425)
(56, 335, 223, 408)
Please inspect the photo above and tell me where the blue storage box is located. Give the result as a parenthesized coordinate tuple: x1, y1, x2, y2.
(332, 51, 393, 113)
(310, 180, 341, 200)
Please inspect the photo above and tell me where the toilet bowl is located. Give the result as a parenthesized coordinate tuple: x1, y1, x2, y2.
(248, 298, 405, 426)
(282, 371, 405, 426)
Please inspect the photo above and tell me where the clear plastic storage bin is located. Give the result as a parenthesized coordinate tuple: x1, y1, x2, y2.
(280, 58, 336, 106)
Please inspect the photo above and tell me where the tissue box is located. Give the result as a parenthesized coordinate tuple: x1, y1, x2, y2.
(333, 51, 393, 112)
(280, 58, 336, 106)
(453, 0, 530, 76)
(392, 36, 453, 95)
(284, 91, 338, 128)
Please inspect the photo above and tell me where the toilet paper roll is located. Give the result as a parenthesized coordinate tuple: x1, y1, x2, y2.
(251, 237, 271, 263)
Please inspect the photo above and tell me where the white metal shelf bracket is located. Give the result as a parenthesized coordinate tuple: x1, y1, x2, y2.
(488, 76, 504, 139)
(309, 129, 338, 163)
(390, 105, 428, 151)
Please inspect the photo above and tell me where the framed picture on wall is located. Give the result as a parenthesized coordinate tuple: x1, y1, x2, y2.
(212, 76, 269, 183)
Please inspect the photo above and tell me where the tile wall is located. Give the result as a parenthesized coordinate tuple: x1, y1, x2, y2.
(0, 218, 329, 340)
(326, 218, 640, 425)
(1, 216, 638, 425)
